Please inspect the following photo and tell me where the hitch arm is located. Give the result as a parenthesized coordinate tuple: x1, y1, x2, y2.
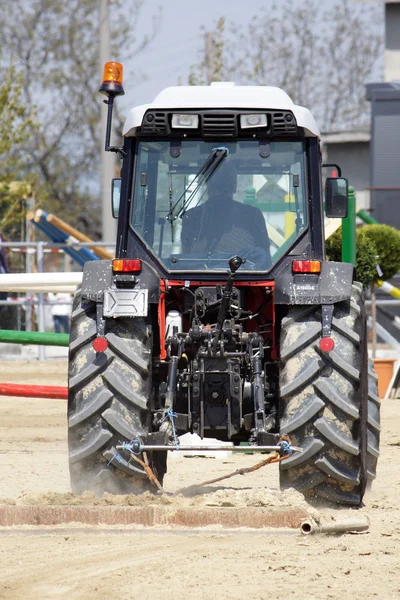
(252, 355, 267, 434)
(213, 256, 243, 347)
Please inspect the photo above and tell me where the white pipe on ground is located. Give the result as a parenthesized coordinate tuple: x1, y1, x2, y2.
(300, 517, 370, 535)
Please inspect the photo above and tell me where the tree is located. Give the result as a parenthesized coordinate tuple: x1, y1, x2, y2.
(0, 0, 161, 238)
(189, 0, 383, 131)
(0, 65, 35, 241)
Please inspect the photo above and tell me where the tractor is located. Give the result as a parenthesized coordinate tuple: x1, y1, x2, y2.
(68, 62, 380, 505)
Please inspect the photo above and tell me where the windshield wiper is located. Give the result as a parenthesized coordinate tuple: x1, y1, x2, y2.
(166, 146, 229, 222)
(168, 169, 174, 242)
(291, 173, 303, 233)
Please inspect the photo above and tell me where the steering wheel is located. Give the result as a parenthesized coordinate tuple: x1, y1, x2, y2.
(239, 247, 272, 270)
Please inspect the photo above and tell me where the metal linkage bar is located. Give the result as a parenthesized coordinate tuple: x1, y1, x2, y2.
(116, 443, 303, 453)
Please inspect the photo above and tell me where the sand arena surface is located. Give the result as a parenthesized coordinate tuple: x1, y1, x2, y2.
(0, 359, 399, 599)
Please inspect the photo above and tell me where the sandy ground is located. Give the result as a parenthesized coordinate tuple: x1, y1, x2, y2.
(0, 359, 399, 600)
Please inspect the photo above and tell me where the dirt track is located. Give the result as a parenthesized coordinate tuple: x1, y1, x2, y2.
(0, 359, 400, 600)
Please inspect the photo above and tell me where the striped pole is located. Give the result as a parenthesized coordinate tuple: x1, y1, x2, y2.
(376, 279, 400, 299)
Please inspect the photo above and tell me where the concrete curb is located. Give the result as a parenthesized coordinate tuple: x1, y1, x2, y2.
(0, 505, 309, 529)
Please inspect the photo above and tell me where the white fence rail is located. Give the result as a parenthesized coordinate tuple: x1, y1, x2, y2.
(0, 272, 82, 294)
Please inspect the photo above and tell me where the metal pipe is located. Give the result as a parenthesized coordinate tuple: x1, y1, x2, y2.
(357, 209, 378, 225)
(342, 186, 356, 265)
(116, 444, 303, 453)
(366, 300, 400, 306)
(37, 242, 46, 361)
(100, 0, 117, 246)
(26, 202, 33, 332)
(300, 517, 370, 535)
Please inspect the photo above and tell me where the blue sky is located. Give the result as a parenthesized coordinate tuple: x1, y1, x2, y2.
(115, 0, 383, 121)
(120, 0, 283, 109)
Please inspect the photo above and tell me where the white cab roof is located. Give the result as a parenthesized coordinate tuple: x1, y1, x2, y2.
(123, 83, 320, 138)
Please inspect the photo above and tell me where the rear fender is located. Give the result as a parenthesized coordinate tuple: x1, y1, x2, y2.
(81, 259, 160, 307)
(274, 261, 356, 305)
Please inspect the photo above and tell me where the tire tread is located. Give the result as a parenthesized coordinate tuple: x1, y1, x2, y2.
(279, 283, 380, 505)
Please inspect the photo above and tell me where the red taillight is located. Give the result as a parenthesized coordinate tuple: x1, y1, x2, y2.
(112, 259, 141, 273)
(92, 336, 108, 353)
(319, 337, 335, 353)
(292, 260, 321, 273)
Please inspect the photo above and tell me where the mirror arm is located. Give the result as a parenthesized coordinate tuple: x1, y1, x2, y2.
(322, 163, 342, 177)
(103, 95, 127, 158)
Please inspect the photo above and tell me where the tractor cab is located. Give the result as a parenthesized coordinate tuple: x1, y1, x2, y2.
(115, 82, 328, 279)
(128, 137, 307, 272)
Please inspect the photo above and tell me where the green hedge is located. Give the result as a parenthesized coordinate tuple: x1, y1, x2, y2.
(361, 224, 400, 281)
(326, 227, 377, 287)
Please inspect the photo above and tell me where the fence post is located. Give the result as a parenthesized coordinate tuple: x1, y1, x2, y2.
(342, 186, 356, 265)
(36, 241, 46, 361)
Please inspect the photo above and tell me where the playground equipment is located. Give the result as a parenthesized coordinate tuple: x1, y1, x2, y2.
(28, 211, 96, 267)
(28, 209, 112, 266)
(45, 213, 113, 260)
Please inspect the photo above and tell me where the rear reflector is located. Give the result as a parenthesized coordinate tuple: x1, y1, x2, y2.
(319, 337, 335, 352)
(292, 260, 321, 273)
(92, 337, 108, 352)
(112, 259, 141, 273)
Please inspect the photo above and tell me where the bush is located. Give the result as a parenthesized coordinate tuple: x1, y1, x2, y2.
(326, 223, 400, 286)
(326, 227, 378, 287)
(361, 224, 400, 281)
(355, 230, 380, 287)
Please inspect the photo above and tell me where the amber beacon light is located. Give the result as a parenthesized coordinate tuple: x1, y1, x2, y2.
(99, 61, 125, 97)
(98, 62, 125, 154)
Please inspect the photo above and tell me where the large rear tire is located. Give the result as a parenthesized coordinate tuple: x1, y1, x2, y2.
(68, 287, 166, 495)
(279, 283, 380, 505)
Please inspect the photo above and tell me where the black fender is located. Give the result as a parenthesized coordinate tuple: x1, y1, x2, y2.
(81, 259, 160, 304)
(274, 260, 356, 305)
